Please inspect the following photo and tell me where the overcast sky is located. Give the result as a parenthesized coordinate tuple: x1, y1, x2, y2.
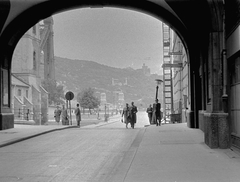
(53, 7, 163, 74)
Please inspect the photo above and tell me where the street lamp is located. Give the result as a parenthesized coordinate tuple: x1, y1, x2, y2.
(155, 79, 163, 100)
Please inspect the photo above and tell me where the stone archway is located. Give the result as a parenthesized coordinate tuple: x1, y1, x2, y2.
(0, 0, 225, 147)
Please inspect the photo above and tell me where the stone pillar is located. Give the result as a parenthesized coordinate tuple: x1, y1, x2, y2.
(218, 113, 229, 149)
(199, 110, 206, 132)
(204, 113, 229, 149)
(0, 66, 14, 130)
(203, 18, 230, 148)
(186, 110, 194, 128)
(204, 113, 219, 148)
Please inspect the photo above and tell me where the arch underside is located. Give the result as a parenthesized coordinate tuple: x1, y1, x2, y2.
(0, 0, 223, 137)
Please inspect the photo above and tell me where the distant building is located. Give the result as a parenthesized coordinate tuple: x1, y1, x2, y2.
(113, 89, 124, 110)
(136, 63, 151, 76)
(100, 93, 107, 104)
(142, 63, 151, 76)
(112, 78, 128, 86)
(11, 74, 33, 121)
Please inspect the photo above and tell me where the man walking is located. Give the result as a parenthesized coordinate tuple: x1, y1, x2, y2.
(152, 99, 161, 126)
(130, 102, 138, 129)
(146, 104, 153, 124)
(75, 103, 81, 127)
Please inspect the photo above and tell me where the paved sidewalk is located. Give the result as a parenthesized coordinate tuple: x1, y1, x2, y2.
(0, 114, 121, 148)
(1, 116, 240, 182)
(113, 123, 240, 182)
(0, 124, 76, 148)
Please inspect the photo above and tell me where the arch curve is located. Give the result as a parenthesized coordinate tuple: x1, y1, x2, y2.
(1, 0, 191, 64)
(0, 0, 225, 132)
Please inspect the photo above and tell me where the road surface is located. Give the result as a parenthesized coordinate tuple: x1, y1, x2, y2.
(0, 111, 149, 182)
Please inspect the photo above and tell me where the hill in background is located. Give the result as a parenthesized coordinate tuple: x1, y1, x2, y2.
(55, 56, 163, 108)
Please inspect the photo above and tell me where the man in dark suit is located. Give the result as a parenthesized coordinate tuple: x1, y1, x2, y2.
(130, 102, 138, 129)
(74, 103, 81, 127)
(152, 99, 161, 126)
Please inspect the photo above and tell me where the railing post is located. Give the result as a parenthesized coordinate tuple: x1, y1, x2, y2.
(26, 109, 29, 121)
(18, 108, 21, 118)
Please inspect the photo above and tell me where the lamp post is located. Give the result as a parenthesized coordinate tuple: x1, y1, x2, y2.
(155, 79, 163, 100)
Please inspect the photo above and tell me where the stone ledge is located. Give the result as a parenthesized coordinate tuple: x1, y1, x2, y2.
(231, 133, 240, 149)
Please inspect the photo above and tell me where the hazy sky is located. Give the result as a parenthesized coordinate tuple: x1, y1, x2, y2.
(53, 7, 163, 74)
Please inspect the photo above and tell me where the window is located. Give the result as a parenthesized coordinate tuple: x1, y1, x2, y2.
(33, 51, 36, 70)
(165, 98, 171, 104)
(18, 89, 21, 96)
(164, 69, 171, 74)
(165, 81, 171, 85)
(165, 86, 171, 91)
(165, 74, 171, 79)
(165, 92, 171, 97)
(26, 90, 28, 98)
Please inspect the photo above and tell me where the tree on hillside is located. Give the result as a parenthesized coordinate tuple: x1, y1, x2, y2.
(42, 80, 65, 105)
(77, 87, 100, 114)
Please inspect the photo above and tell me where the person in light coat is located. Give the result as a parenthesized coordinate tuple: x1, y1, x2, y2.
(122, 103, 131, 128)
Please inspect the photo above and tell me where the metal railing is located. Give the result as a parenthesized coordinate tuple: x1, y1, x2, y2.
(13, 108, 35, 121)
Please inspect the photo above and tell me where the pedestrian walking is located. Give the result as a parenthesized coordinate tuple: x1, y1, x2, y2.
(130, 102, 138, 129)
(74, 103, 81, 127)
(122, 103, 131, 128)
(61, 105, 69, 125)
(152, 99, 161, 126)
(146, 104, 153, 124)
(54, 106, 61, 124)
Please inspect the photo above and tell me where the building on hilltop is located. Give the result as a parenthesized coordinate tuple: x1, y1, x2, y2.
(135, 63, 151, 76)
(142, 63, 151, 76)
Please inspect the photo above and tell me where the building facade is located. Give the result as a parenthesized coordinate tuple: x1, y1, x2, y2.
(11, 18, 55, 124)
(226, 0, 240, 149)
(171, 32, 189, 123)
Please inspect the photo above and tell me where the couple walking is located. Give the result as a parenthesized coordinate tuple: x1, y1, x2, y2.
(54, 105, 69, 125)
(54, 104, 81, 127)
(146, 99, 162, 126)
(122, 102, 138, 129)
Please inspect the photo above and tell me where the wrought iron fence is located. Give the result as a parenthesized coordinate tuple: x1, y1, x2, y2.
(13, 108, 35, 121)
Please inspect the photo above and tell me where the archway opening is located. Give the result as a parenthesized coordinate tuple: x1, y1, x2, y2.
(11, 7, 189, 126)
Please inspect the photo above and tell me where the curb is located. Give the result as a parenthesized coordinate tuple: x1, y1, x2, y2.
(0, 117, 122, 148)
(0, 125, 77, 148)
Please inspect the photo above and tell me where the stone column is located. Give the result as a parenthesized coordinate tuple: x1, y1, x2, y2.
(204, 112, 229, 149)
(204, 30, 229, 149)
(0, 61, 14, 129)
(199, 110, 206, 132)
